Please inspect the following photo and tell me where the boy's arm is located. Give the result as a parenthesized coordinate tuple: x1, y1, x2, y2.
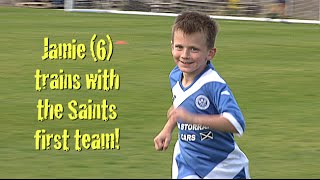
(169, 107, 238, 133)
(154, 105, 177, 151)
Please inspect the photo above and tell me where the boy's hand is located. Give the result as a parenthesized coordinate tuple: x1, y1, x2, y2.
(154, 129, 172, 151)
(169, 107, 194, 124)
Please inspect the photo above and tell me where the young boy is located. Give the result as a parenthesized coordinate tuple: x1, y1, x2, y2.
(153, 12, 250, 179)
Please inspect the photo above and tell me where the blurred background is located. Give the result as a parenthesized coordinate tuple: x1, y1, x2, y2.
(2, 0, 320, 21)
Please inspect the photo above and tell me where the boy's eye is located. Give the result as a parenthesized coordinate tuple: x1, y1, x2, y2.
(175, 45, 183, 50)
(191, 47, 199, 52)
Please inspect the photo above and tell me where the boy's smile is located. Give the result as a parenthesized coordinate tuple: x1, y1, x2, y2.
(179, 60, 193, 65)
(171, 30, 216, 85)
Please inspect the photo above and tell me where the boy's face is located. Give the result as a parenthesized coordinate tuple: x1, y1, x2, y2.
(171, 30, 216, 79)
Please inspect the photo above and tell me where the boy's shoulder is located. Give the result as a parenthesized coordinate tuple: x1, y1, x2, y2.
(169, 65, 181, 88)
(169, 65, 180, 79)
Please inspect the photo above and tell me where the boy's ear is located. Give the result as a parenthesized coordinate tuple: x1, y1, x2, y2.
(207, 47, 217, 60)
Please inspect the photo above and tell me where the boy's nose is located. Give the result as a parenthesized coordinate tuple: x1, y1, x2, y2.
(181, 49, 190, 59)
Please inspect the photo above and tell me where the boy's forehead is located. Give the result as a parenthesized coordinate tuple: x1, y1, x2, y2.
(173, 29, 206, 39)
(172, 30, 207, 46)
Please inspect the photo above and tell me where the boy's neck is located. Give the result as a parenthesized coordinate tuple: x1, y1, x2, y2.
(181, 73, 195, 88)
(181, 64, 210, 88)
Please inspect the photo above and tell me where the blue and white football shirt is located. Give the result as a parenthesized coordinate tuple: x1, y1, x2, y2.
(170, 63, 250, 179)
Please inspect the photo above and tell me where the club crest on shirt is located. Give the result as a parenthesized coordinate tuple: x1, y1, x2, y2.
(195, 95, 210, 110)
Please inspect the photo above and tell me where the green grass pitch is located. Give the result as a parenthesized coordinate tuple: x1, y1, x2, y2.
(0, 6, 319, 178)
